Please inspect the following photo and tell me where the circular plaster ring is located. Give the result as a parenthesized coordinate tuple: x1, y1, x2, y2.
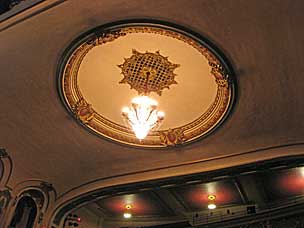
(58, 20, 236, 148)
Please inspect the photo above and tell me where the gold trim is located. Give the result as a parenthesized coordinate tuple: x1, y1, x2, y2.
(72, 98, 94, 124)
(60, 26, 234, 148)
(118, 49, 179, 95)
(121, 27, 229, 84)
(160, 128, 185, 146)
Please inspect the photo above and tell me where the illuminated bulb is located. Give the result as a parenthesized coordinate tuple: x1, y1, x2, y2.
(122, 107, 130, 114)
(122, 96, 164, 140)
(123, 212, 132, 219)
(157, 111, 165, 119)
(133, 125, 151, 140)
(208, 203, 217, 210)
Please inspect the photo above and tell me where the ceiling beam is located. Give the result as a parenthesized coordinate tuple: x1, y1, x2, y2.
(232, 178, 249, 204)
(237, 175, 268, 209)
(85, 202, 108, 218)
(154, 189, 187, 219)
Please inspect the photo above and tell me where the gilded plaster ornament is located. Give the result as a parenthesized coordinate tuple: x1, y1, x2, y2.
(72, 99, 94, 124)
(160, 128, 185, 146)
(118, 49, 179, 95)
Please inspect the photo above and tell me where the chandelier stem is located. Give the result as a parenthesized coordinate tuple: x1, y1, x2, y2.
(144, 71, 150, 94)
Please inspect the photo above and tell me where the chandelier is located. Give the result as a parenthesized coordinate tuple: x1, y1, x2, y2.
(122, 96, 164, 140)
(119, 49, 180, 140)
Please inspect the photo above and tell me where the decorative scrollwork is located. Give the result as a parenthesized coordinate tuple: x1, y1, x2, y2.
(0, 190, 11, 220)
(160, 128, 185, 146)
(88, 30, 127, 46)
(40, 182, 54, 193)
(72, 99, 94, 124)
(0, 149, 8, 158)
(209, 61, 230, 87)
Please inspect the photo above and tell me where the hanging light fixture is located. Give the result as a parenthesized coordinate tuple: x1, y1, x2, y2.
(122, 96, 164, 140)
(122, 66, 165, 140)
(119, 50, 180, 140)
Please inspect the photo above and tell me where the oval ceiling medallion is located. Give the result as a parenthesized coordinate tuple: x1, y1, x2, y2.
(58, 20, 236, 148)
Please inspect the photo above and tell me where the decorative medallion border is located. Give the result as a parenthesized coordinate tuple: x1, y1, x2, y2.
(58, 20, 236, 148)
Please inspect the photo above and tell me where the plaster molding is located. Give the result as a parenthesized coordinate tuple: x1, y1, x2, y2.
(0, 149, 12, 190)
(3, 180, 57, 228)
(47, 143, 304, 227)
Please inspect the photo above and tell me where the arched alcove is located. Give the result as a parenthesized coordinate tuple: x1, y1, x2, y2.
(1, 183, 56, 228)
(9, 196, 37, 228)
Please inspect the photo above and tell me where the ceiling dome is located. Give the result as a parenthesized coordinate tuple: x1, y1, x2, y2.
(58, 20, 236, 148)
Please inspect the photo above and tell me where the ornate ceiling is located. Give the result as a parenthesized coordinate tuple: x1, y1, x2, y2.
(59, 21, 235, 147)
(0, 1, 304, 223)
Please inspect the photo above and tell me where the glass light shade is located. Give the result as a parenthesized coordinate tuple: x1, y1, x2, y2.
(122, 96, 164, 139)
(123, 212, 132, 219)
(208, 203, 217, 210)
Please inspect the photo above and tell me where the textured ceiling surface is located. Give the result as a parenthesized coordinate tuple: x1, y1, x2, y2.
(0, 0, 304, 196)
